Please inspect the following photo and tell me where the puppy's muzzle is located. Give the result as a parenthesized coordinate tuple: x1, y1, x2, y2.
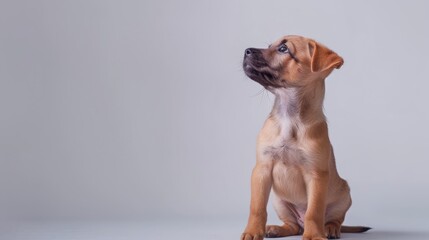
(243, 48, 280, 88)
(243, 48, 265, 68)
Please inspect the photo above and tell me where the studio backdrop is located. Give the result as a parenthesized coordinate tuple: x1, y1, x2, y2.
(1, 0, 428, 232)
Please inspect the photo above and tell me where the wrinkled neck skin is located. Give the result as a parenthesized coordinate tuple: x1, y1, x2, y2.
(269, 79, 326, 124)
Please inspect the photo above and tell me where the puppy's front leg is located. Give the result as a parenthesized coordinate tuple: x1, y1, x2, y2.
(302, 171, 329, 240)
(241, 161, 273, 240)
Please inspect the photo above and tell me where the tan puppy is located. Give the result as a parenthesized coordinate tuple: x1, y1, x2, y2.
(241, 35, 370, 240)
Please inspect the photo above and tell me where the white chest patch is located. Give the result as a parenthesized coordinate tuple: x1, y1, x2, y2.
(262, 89, 305, 163)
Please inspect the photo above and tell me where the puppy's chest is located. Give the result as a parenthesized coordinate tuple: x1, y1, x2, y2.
(262, 118, 305, 163)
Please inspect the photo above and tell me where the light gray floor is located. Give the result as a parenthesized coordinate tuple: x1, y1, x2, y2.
(1, 219, 428, 240)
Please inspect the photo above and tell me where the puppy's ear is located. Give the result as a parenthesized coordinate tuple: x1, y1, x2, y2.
(308, 40, 344, 72)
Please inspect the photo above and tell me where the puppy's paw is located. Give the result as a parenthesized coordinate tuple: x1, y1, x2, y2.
(325, 222, 341, 239)
(265, 225, 283, 238)
(303, 220, 327, 240)
(302, 231, 327, 240)
(302, 236, 327, 240)
(265, 224, 300, 238)
(241, 232, 264, 240)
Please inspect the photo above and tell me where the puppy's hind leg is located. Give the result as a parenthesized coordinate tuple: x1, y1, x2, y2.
(325, 184, 352, 239)
(265, 194, 302, 238)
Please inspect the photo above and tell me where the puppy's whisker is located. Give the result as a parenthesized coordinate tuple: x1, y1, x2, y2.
(250, 88, 266, 98)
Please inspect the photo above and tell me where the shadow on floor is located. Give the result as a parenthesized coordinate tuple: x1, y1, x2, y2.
(342, 230, 429, 240)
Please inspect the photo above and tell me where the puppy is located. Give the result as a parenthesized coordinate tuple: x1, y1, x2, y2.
(241, 35, 370, 240)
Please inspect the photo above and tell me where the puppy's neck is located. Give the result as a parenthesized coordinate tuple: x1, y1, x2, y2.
(271, 80, 326, 123)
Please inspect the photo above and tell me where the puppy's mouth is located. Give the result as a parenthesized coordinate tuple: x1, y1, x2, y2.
(243, 49, 281, 88)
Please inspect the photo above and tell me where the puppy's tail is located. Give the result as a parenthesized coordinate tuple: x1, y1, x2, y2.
(340, 225, 371, 233)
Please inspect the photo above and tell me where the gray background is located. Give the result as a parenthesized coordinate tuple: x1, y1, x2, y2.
(1, 0, 429, 238)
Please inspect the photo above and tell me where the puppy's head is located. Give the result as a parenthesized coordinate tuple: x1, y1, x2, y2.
(243, 35, 343, 89)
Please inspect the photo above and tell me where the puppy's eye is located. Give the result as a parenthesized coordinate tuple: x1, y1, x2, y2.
(278, 44, 289, 53)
